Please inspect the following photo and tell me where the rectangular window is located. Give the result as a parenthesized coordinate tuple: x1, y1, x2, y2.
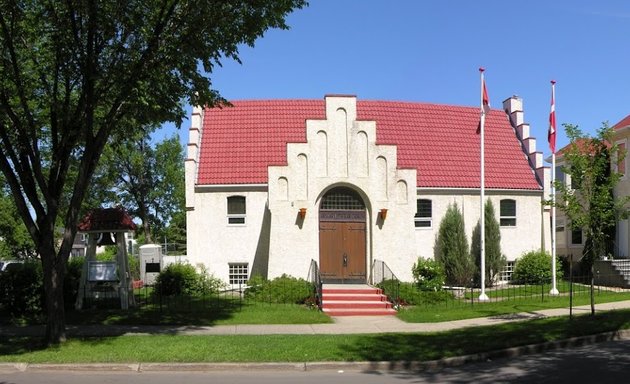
(556, 218, 565, 233)
(500, 199, 516, 227)
(616, 140, 626, 177)
(414, 199, 432, 228)
(555, 166, 565, 186)
(228, 263, 249, 285)
(227, 196, 246, 225)
(571, 228, 583, 245)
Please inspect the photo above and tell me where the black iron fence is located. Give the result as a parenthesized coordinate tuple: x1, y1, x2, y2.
(78, 277, 321, 313)
(371, 259, 401, 306)
(387, 272, 630, 311)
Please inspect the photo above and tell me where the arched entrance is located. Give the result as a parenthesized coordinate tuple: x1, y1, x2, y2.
(319, 187, 367, 283)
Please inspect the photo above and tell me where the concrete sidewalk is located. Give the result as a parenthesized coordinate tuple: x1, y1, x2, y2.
(2, 300, 630, 337)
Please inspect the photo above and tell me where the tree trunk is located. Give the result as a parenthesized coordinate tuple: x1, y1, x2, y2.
(41, 247, 67, 344)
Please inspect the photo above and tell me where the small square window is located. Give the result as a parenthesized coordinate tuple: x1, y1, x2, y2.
(228, 263, 248, 285)
(415, 199, 432, 228)
(500, 199, 516, 227)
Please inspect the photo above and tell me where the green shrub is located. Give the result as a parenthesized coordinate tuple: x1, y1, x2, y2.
(245, 274, 312, 304)
(0, 260, 44, 316)
(64, 257, 85, 310)
(411, 257, 445, 291)
(378, 281, 454, 306)
(512, 250, 562, 284)
(154, 263, 224, 296)
(128, 255, 140, 281)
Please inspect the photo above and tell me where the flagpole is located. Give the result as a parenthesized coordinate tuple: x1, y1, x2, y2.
(550, 80, 559, 295)
(479, 68, 489, 301)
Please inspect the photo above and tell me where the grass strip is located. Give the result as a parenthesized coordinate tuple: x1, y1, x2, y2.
(398, 291, 630, 322)
(62, 302, 332, 326)
(1, 309, 629, 363)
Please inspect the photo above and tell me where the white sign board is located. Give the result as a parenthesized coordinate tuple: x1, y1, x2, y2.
(88, 261, 118, 282)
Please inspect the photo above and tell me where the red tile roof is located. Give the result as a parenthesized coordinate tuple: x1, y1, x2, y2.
(613, 114, 630, 130)
(197, 99, 541, 190)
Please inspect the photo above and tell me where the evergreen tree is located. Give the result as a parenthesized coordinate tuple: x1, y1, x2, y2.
(471, 199, 507, 287)
(434, 202, 474, 286)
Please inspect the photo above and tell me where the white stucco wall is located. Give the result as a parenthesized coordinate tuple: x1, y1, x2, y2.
(186, 188, 269, 282)
(413, 190, 546, 264)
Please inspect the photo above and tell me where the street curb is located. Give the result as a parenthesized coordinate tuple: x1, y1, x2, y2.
(1, 329, 629, 373)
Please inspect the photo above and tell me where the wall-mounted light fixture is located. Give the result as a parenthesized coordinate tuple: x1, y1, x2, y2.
(379, 208, 388, 220)
(299, 208, 307, 219)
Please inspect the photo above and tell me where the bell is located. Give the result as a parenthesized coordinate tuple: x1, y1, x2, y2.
(97, 232, 117, 246)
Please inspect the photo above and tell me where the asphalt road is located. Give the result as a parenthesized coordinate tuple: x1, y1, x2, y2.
(2, 338, 629, 384)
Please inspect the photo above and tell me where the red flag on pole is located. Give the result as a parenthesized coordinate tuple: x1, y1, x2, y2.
(548, 80, 557, 154)
(477, 68, 490, 134)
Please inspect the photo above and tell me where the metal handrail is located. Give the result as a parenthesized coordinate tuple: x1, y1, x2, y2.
(307, 259, 323, 310)
(371, 259, 400, 307)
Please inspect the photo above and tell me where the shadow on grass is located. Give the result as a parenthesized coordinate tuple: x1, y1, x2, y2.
(342, 310, 630, 363)
(65, 295, 244, 327)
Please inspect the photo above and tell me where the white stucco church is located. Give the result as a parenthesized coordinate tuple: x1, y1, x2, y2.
(185, 94, 550, 285)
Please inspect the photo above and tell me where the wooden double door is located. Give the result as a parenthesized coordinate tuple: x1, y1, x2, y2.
(319, 210, 367, 283)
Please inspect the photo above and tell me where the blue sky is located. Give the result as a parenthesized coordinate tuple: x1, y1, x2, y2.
(158, 0, 630, 158)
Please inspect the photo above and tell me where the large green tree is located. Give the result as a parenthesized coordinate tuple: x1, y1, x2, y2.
(0, 175, 36, 260)
(471, 199, 506, 287)
(434, 202, 475, 287)
(0, 0, 306, 344)
(554, 123, 629, 314)
(96, 133, 185, 244)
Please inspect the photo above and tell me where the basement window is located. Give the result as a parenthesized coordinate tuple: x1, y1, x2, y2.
(228, 263, 249, 285)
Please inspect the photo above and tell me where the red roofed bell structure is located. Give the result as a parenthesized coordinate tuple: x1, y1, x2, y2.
(75, 207, 137, 310)
(185, 95, 551, 288)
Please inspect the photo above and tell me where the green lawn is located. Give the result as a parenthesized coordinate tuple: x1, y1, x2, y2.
(64, 301, 332, 326)
(1, 309, 629, 363)
(398, 287, 630, 323)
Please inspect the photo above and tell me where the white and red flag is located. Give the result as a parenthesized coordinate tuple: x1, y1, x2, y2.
(477, 68, 490, 134)
(548, 80, 557, 154)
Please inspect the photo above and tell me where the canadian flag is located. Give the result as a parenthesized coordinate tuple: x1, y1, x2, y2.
(548, 80, 556, 154)
(477, 68, 490, 134)
(481, 76, 490, 115)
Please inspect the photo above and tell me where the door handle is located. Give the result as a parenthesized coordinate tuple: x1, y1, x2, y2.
(342, 253, 348, 267)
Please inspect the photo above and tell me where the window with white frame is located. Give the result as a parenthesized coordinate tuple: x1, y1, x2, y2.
(228, 263, 249, 285)
(414, 199, 432, 228)
(499, 199, 516, 227)
(556, 218, 565, 233)
(615, 140, 627, 178)
(571, 227, 583, 245)
(555, 165, 565, 186)
(227, 196, 246, 225)
(556, 218, 566, 246)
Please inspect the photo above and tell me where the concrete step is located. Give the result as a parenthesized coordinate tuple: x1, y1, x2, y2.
(321, 284, 396, 316)
(323, 308, 398, 316)
(323, 293, 388, 302)
(322, 301, 393, 309)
